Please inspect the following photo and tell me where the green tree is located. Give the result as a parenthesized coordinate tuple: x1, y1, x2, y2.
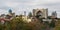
(0, 15, 47, 30)
(10, 15, 33, 30)
(49, 19, 55, 28)
(28, 12, 32, 18)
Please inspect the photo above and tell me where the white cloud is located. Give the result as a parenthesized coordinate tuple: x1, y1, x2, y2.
(0, 9, 8, 15)
(0, 0, 60, 17)
(5, 2, 20, 7)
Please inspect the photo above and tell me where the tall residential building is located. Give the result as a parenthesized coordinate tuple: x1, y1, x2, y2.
(52, 11, 57, 18)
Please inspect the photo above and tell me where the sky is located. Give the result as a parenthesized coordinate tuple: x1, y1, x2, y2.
(0, 0, 60, 18)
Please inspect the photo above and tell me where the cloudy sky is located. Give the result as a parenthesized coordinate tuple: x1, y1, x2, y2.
(0, 0, 60, 18)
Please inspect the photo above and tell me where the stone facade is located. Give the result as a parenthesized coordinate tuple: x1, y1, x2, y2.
(33, 8, 48, 18)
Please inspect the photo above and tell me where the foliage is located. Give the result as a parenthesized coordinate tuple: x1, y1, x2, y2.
(28, 12, 32, 18)
(49, 20, 55, 28)
(0, 16, 32, 30)
(0, 15, 48, 30)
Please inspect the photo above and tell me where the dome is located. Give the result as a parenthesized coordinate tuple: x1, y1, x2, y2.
(9, 9, 12, 13)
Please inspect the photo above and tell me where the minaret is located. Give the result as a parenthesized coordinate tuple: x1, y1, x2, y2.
(24, 11, 26, 16)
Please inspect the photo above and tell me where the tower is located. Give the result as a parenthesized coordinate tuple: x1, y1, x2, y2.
(24, 11, 26, 16)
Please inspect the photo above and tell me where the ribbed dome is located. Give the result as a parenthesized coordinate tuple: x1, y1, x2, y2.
(9, 9, 12, 13)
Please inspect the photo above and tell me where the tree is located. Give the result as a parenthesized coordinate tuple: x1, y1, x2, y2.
(28, 12, 32, 18)
(10, 15, 33, 30)
(49, 19, 55, 28)
(0, 15, 47, 30)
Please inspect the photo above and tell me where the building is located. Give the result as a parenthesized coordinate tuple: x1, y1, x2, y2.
(19, 15, 32, 23)
(9, 9, 12, 14)
(0, 14, 6, 17)
(33, 8, 48, 18)
(52, 11, 57, 18)
(24, 11, 26, 16)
